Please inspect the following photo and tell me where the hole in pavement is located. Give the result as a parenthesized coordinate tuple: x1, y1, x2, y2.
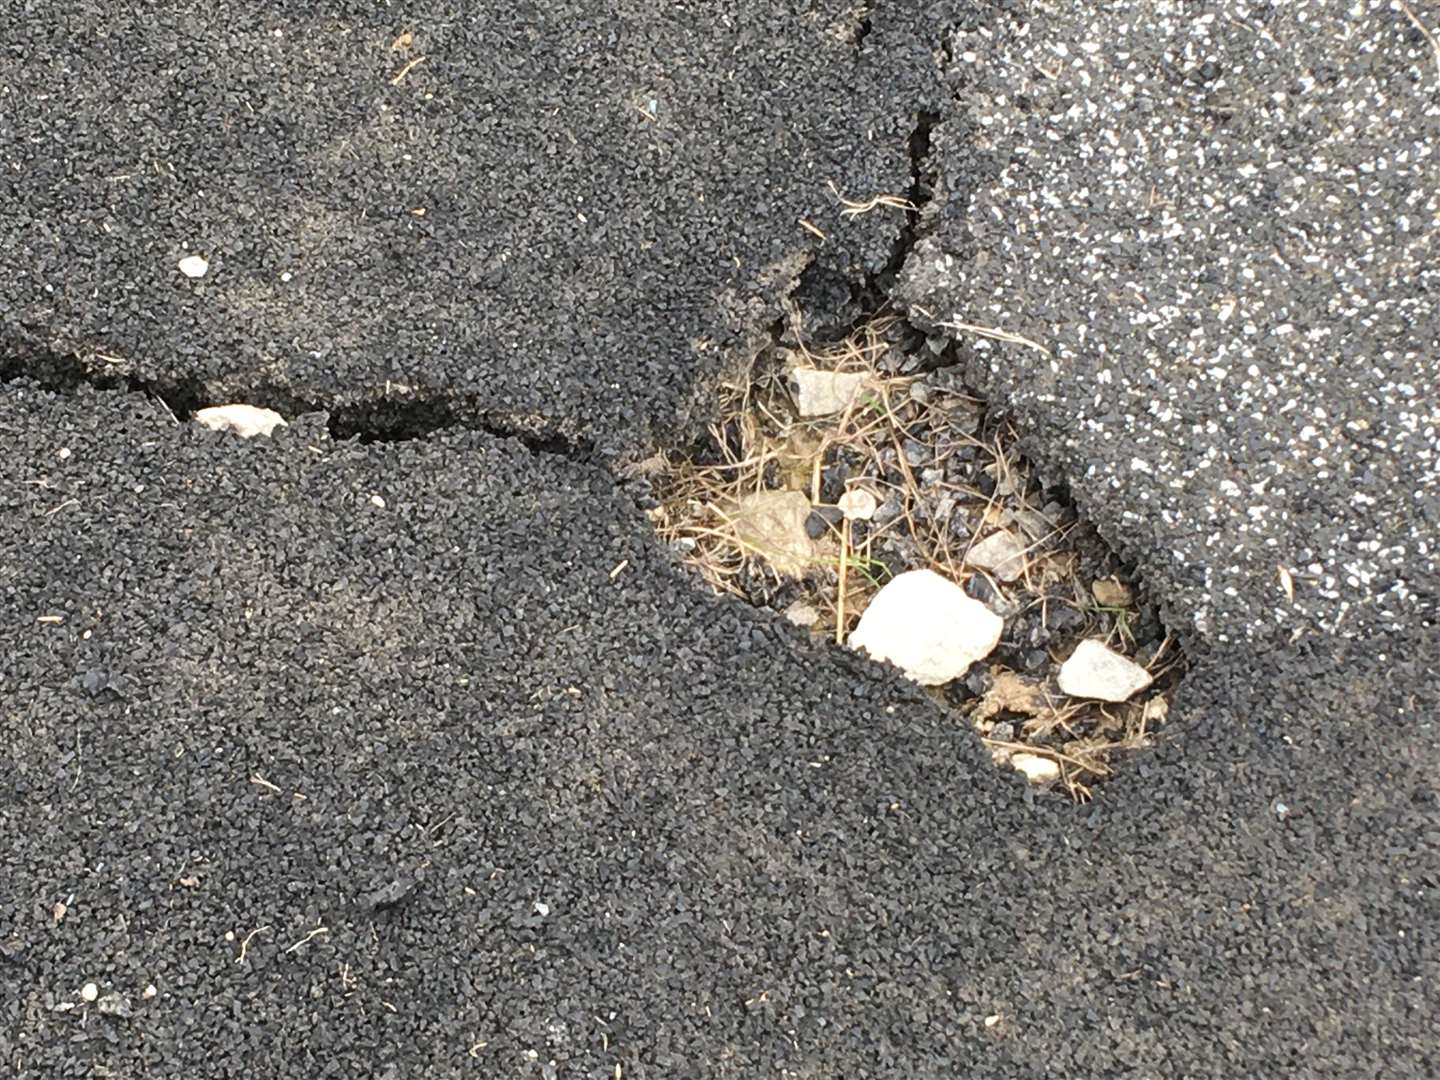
(645, 312, 1187, 801)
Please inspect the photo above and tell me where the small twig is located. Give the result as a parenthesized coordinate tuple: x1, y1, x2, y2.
(237, 926, 270, 964)
(390, 55, 427, 85)
(151, 395, 180, 425)
(827, 180, 918, 217)
(69, 730, 82, 793)
(285, 925, 330, 954)
(980, 737, 1110, 776)
(835, 517, 850, 644)
(941, 320, 1051, 357)
(249, 774, 282, 795)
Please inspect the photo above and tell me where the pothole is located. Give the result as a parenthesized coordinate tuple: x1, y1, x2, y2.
(648, 314, 1186, 801)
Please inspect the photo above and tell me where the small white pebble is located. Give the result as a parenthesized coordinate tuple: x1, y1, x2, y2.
(57, 447, 71, 460)
(142, 984, 157, 999)
(178, 254, 209, 279)
(1010, 752, 1060, 785)
(370, 494, 387, 509)
(534, 901, 550, 917)
(193, 404, 287, 439)
(80, 983, 98, 1003)
(280, 271, 293, 283)
(837, 488, 878, 521)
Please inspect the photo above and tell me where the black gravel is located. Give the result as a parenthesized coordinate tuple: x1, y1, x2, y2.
(2, 1, 1438, 1076)
(3, 384, 1436, 1078)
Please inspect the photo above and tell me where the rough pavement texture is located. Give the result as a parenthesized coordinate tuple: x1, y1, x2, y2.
(899, 0, 1440, 645)
(3, 386, 1436, 1077)
(0, 0, 937, 457)
(3, 0, 1439, 1077)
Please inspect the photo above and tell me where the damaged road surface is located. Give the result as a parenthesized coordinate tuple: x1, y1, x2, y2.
(2, 1, 1437, 1077)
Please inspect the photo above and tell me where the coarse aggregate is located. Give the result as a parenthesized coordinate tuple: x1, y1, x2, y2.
(0, 0, 941, 458)
(1, 384, 1436, 1077)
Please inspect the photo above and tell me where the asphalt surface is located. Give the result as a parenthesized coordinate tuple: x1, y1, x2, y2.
(899, 0, 1440, 646)
(3, 2, 1438, 1077)
(0, 0, 937, 457)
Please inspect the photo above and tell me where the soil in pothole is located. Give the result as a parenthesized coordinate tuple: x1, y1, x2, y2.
(645, 314, 1186, 801)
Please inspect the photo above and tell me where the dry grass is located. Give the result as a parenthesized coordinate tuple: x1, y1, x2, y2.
(652, 314, 1029, 637)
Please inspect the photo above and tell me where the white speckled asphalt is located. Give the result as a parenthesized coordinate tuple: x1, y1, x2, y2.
(902, 0, 1439, 644)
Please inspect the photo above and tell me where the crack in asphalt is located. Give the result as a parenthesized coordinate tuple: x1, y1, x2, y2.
(0, 344, 595, 461)
(1, 69, 946, 471)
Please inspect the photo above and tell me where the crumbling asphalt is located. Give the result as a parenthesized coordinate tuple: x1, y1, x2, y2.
(2, 1, 1437, 1077)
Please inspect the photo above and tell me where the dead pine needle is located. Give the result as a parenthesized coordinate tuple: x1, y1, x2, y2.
(798, 218, 827, 242)
(285, 925, 330, 954)
(827, 179, 917, 217)
(390, 55, 427, 85)
(940, 319, 1051, 358)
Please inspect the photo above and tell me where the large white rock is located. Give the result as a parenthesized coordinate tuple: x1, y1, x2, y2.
(1057, 639, 1154, 702)
(791, 368, 868, 417)
(193, 404, 288, 439)
(848, 569, 1003, 686)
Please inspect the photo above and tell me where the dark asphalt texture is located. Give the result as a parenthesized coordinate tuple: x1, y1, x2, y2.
(1, 0, 938, 458)
(3, 2, 1439, 1077)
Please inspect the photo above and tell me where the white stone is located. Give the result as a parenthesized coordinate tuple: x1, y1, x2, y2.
(1010, 752, 1060, 784)
(1057, 639, 1154, 702)
(966, 529, 1027, 582)
(783, 601, 821, 628)
(791, 368, 868, 417)
(178, 254, 209, 279)
(847, 569, 1003, 686)
(837, 488, 877, 521)
(80, 982, 98, 1003)
(193, 404, 287, 439)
